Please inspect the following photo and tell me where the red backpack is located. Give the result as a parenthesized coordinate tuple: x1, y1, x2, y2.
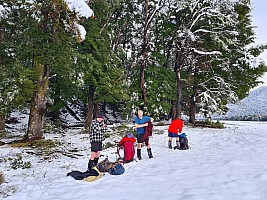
(118, 133, 136, 163)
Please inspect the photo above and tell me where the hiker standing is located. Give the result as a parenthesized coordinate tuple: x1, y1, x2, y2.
(134, 109, 154, 160)
(168, 118, 183, 149)
(88, 113, 107, 170)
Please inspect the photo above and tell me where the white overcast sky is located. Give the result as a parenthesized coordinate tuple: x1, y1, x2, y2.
(251, 0, 267, 85)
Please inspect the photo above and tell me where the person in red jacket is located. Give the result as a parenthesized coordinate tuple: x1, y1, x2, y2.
(168, 118, 184, 149)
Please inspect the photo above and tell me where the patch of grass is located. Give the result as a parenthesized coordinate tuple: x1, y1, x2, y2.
(116, 124, 129, 131)
(0, 185, 16, 198)
(43, 121, 53, 133)
(0, 131, 7, 138)
(8, 154, 32, 170)
(10, 139, 60, 149)
(104, 132, 111, 139)
(103, 142, 117, 149)
(194, 120, 224, 129)
(109, 125, 135, 140)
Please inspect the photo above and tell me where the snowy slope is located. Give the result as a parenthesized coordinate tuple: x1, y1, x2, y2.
(1, 121, 267, 200)
(223, 85, 267, 121)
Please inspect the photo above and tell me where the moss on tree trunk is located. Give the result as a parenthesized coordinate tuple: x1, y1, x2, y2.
(26, 55, 49, 140)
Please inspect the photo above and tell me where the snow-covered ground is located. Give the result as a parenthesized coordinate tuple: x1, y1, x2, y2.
(1, 121, 267, 200)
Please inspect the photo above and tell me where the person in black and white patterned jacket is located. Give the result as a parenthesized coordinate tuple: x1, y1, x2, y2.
(87, 113, 107, 171)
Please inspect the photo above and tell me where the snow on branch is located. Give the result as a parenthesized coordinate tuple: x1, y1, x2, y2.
(64, 0, 94, 42)
(193, 29, 214, 34)
(0, 5, 4, 12)
(65, 0, 93, 19)
(0, 4, 8, 18)
(197, 76, 238, 115)
(192, 48, 222, 55)
(146, 0, 165, 30)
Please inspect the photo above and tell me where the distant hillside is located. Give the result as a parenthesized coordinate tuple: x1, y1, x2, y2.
(222, 85, 267, 121)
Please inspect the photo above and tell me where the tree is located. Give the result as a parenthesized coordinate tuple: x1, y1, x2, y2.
(0, 1, 36, 133)
(75, 0, 128, 129)
(1, 0, 92, 140)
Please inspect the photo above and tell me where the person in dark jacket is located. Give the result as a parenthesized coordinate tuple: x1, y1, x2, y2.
(87, 113, 107, 170)
(134, 109, 154, 160)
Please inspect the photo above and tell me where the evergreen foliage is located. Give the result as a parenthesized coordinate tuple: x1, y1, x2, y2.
(0, 0, 266, 131)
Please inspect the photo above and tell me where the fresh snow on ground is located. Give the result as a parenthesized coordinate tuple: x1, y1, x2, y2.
(1, 121, 267, 200)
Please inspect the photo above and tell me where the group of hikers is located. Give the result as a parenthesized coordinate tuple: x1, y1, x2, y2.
(67, 108, 188, 181)
(87, 109, 185, 171)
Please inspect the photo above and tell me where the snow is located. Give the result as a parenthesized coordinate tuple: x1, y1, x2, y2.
(64, 0, 93, 42)
(65, 0, 93, 19)
(1, 121, 267, 200)
(192, 48, 222, 55)
(0, 4, 7, 18)
(223, 85, 267, 120)
(75, 23, 87, 42)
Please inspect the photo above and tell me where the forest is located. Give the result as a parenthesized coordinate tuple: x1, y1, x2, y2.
(0, 0, 266, 141)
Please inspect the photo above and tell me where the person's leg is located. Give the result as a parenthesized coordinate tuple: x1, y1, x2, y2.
(94, 142, 102, 166)
(174, 137, 180, 149)
(137, 143, 142, 160)
(88, 151, 97, 170)
(168, 137, 172, 149)
(94, 151, 101, 166)
(146, 140, 150, 149)
(146, 140, 153, 158)
(137, 134, 143, 160)
(88, 142, 101, 170)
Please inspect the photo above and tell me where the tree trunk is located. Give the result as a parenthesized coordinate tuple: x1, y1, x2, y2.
(85, 86, 96, 130)
(0, 114, 5, 133)
(26, 56, 49, 140)
(139, 0, 149, 108)
(0, 22, 5, 132)
(175, 51, 182, 119)
(171, 100, 177, 119)
(93, 102, 99, 119)
(140, 62, 148, 107)
(189, 87, 197, 125)
(176, 70, 183, 119)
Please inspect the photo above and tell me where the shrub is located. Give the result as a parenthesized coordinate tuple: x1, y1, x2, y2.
(103, 142, 116, 149)
(9, 154, 32, 170)
(195, 120, 224, 129)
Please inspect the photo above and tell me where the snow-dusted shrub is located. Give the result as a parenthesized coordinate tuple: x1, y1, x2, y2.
(195, 120, 224, 129)
(8, 154, 32, 170)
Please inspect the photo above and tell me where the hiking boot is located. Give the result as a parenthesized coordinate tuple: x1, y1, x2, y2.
(87, 159, 94, 171)
(147, 148, 153, 158)
(168, 140, 172, 149)
(137, 149, 142, 160)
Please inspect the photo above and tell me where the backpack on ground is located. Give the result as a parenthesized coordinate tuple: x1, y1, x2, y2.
(117, 133, 136, 163)
(97, 157, 125, 175)
(179, 133, 189, 150)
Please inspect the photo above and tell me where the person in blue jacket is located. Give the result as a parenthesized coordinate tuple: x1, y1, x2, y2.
(134, 109, 154, 160)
